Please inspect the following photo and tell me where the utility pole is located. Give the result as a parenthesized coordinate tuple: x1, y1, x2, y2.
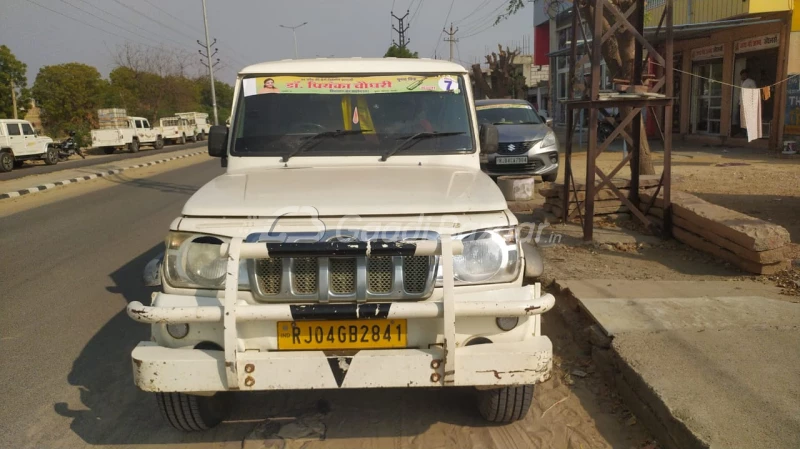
(199, 0, 218, 125)
(391, 10, 410, 48)
(10, 80, 17, 119)
(443, 23, 458, 62)
(280, 22, 308, 59)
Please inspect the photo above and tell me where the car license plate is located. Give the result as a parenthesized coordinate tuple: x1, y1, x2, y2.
(277, 319, 407, 350)
(496, 156, 528, 165)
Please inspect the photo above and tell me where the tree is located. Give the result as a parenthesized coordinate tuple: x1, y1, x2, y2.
(196, 77, 234, 124)
(471, 45, 527, 99)
(0, 45, 30, 119)
(499, 0, 656, 175)
(32, 63, 105, 139)
(384, 45, 419, 58)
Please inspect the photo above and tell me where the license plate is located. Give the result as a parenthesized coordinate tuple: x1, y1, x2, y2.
(277, 319, 407, 350)
(496, 156, 528, 165)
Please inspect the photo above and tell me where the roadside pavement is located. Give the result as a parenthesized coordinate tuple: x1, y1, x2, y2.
(1, 146, 207, 200)
(555, 279, 800, 449)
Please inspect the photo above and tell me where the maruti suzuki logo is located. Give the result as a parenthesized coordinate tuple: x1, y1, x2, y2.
(507, 144, 516, 152)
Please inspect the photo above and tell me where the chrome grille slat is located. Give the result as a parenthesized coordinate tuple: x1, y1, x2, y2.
(367, 257, 393, 294)
(255, 258, 282, 295)
(330, 258, 356, 294)
(291, 258, 318, 294)
(403, 256, 431, 294)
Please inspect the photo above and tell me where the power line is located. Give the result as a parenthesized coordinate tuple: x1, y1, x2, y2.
(452, 0, 492, 24)
(431, 0, 456, 57)
(110, 0, 197, 42)
(139, 0, 250, 67)
(459, 1, 508, 34)
(410, 0, 424, 25)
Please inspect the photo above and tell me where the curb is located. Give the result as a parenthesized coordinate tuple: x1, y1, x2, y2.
(0, 150, 205, 201)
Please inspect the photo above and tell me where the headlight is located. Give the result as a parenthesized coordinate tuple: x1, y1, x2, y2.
(541, 131, 557, 148)
(163, 232, 249, 290)
(436, 227, 521, 286)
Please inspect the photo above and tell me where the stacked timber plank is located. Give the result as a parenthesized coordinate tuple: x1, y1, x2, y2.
(641, 190, 791, 275)
(97, 108, 128, 129)
(539, 176, 662, 221)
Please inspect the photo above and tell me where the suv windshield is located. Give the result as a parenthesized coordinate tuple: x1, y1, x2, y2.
(231, 74, 473, 157)
(476, 103, 542, 125)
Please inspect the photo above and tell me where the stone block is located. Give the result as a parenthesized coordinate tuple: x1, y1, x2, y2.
(497, 176, 535, 201)
(673, 215, 788, 264)
(672, 227, 790, 275)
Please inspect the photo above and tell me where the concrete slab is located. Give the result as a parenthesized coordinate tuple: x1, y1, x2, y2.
(557, 279, 800, 449)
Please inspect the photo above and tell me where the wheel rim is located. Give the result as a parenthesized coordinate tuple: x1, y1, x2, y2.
(1, 155, 12, 170)
(48, 148, 57, 163)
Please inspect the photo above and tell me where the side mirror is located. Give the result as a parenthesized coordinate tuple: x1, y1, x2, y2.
(479, 124, 499, 154)
(545, 118, 553, 127)
(208, 125, 228, 157)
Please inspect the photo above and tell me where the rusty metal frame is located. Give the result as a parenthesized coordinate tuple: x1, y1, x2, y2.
(561, 0, 674, 241)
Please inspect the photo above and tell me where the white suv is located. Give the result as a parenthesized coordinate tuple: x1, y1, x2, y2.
(0, 119, 58, 172)
(128, 58, 554, 431)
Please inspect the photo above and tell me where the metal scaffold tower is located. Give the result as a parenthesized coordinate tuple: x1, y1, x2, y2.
(561, 0, 675, 241)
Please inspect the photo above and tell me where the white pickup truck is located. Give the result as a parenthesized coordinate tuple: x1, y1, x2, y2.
(91, 116, 164, 154)
(157, 117, 193, 145)
(128, 58, 554, 431)
(0, 119, 59, 172)
(176, 112, 211, 141)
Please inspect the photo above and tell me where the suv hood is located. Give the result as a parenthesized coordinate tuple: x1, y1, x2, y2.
(182, 165, 507, 217)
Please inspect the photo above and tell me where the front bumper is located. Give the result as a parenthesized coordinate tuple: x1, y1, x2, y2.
(128, 237, 555, 393)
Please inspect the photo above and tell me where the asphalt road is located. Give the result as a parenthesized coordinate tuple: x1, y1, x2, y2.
(0, 141, 205, 181)
(0, 158, 644, 449)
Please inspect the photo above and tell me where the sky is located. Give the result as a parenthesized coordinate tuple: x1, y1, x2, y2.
(0, 0, 539, 86)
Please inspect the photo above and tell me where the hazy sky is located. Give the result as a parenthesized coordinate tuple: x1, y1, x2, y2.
(1, 0, 539, 86)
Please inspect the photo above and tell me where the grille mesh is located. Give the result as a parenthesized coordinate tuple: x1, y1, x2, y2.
(403, 256, 431, 294)
(367, 256, 393, 293)
(255, 258, 282, 294)
(330, 258, 356, 294)
(292, 258, 318, 294)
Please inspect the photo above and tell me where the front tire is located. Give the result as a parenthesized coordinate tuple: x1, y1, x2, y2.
(179, 134, 186, 145)
(199, 131, 206, 141)
(0, 152, 14, 172)
(156, 392, 232, 431)
(477, 385, 534, 423)
(44, 146, 59, 165)
(154, 137, 164, 149)
(129, 139, 140, 153)
(190, 133, 197, 142)
(103, 147, 115, 155)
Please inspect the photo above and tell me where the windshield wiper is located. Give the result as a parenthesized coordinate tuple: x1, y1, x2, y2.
(282, 130, 366, 162)
(380, 132, 466, 161)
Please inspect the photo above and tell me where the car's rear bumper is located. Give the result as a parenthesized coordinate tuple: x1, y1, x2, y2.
(131, 337, 552, 392)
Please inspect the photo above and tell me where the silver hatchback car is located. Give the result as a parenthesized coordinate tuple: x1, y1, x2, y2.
(476, 99, 559, 182)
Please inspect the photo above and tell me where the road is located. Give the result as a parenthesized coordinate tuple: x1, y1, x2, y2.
(0, 159, 649, 449)
(0, 141, 205, 182)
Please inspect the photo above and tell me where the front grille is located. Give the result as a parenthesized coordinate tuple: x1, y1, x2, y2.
(367, 256, 393, 293)
(330, 258, 356, 294)
(403, 257, 430, 294)
(256, 258, 282, 294)
(498, 141, 536, 155)
(292, 258, 318, 294)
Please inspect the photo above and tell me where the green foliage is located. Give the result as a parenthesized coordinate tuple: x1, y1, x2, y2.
(32, 63, 105, 137)
(0, 45, 29, 119)
(196, 77, 234, 124)
(384, 45, 419, 59)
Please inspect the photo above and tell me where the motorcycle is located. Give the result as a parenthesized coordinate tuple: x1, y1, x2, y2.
(58, 131, 85, 161)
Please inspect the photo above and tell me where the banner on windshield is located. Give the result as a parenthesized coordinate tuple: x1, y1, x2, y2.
(243, 75, 461, 96)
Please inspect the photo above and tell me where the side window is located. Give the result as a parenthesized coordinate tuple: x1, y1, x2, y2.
(7, 124, 21, 136)
(135, 120, 143, 129)
(143, 120, 150, 129)
(21, 123, 35, 135)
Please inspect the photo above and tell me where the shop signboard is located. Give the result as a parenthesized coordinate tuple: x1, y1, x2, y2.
(734, 34, 780, 53)
(785, 75, 800, 136)
(691, 44, 724, 61)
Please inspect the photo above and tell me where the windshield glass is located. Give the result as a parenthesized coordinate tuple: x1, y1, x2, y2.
(232, 74, 473, 157)
(476, 103, 542, 125)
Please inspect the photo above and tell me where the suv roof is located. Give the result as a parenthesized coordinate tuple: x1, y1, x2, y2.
(475, 99, 532, 106)
(239, 58, 468, 75)
(0, 119, 30, 123)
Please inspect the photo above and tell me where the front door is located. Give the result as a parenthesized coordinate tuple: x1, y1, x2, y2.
(20, 122, 38, 155)
(691, 61, 723, 135)
(5, 123, 26, 155)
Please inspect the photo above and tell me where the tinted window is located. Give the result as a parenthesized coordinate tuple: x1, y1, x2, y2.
(21, 123, 34, 135)
(7, 124, 21, 136)
(143, 120, 150, 128)
(476, 103, 542, 125)
(135, 120, 143, 129)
